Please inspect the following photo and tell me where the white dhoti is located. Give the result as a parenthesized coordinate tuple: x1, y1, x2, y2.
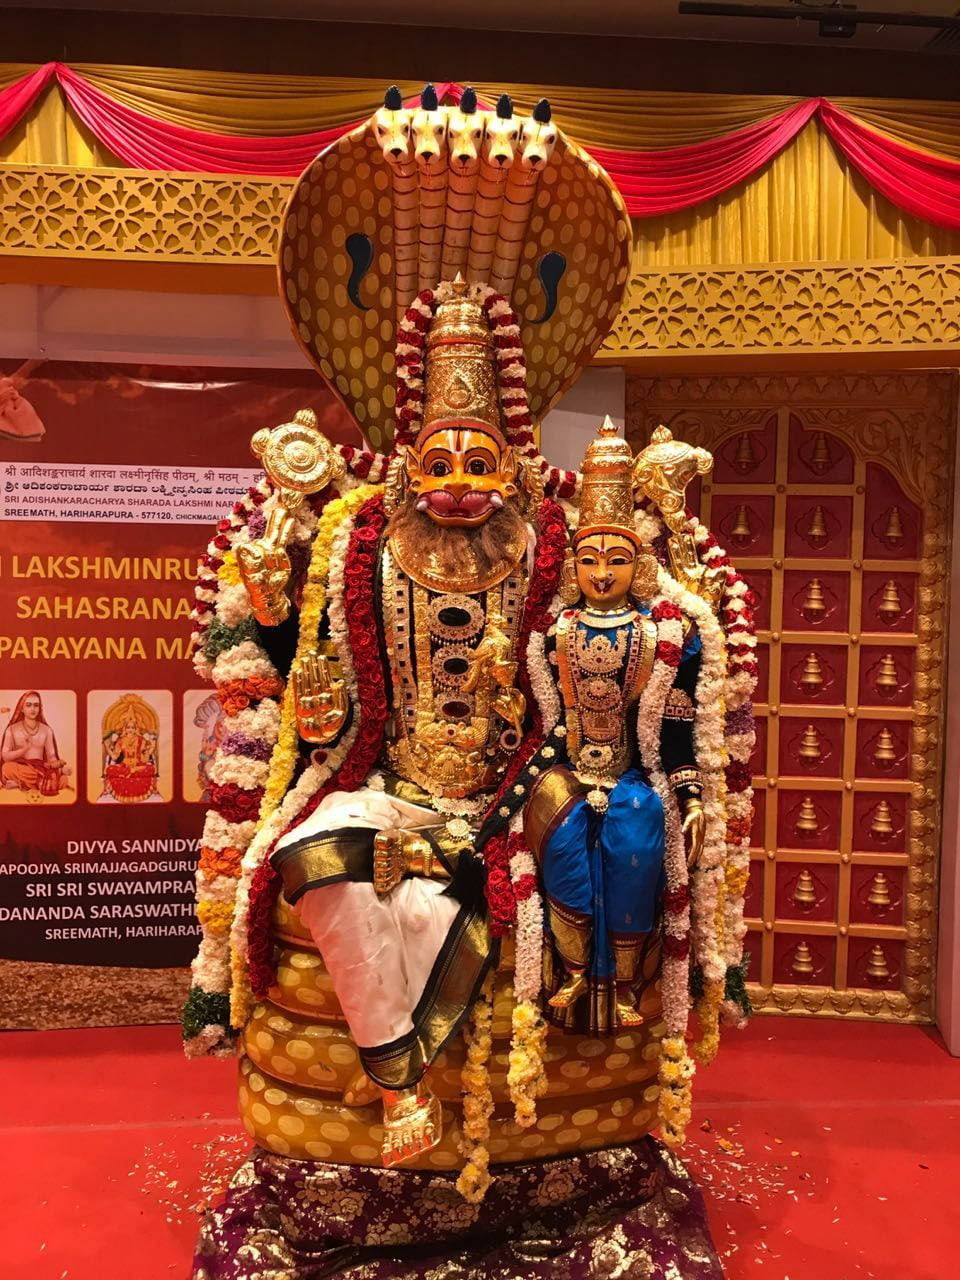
(270, 786, 470, 1086)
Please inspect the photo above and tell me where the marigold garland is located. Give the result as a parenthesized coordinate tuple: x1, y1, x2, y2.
(456, 973, 495, 1204)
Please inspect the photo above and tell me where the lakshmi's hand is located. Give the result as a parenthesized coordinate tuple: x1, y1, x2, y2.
(292, 650, 349, 744)
(682, 797, 705, 870)
(236, 505, 295, 626)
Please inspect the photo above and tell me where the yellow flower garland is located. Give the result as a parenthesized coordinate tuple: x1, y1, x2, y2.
(507, 999, 548, 1128)
(228, 483, 383, 1028)
(657, 1034, 695, 1147)
(456, 973, 495, 1203)
(694, 852, 729, 1067)
(216, 549, 242, 587)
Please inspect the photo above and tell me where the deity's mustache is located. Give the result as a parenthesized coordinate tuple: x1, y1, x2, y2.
(387, 495, 527, 582)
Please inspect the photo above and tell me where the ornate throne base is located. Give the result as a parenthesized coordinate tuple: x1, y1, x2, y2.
(237, 898, 666, 1168)
(195, 901, 724, 1279)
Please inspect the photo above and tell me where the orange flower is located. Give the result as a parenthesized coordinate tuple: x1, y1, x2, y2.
(199, 844, 242, 882)
(216, 675, 284, 717)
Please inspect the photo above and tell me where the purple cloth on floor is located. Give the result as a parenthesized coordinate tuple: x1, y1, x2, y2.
(193, 1137, 723, 1279)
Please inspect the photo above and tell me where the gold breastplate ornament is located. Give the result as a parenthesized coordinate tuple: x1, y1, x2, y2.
(555, 608, 657, 787)
(383, 544, 527, 799)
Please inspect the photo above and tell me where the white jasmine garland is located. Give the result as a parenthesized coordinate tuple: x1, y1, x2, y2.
(507, 813, 543, 1005)
(201, 811, 257, 853)
(213, 579, 254, 630)
(635, 602, 689, 1039)
(206, 753, 270, 789)
(656, 569, 729, 987)
(526, 625, 561, 736)
(230, 700, 282, 743)
(212, 640, 280, 685)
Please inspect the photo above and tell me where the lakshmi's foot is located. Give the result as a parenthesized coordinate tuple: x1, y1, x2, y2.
(615, 994, 645, 1027)
(548, 971, 587, 1009)
(380, 1085, 442, 1167)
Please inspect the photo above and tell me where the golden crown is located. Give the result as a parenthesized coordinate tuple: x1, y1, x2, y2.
(420, 278, 503, 443)
(575, 416, 640, 545)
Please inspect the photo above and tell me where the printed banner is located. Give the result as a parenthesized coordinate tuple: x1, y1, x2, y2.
(0, 358, 356, 1028)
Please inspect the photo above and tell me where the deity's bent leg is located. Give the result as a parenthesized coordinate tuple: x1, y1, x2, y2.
(296, 880, 417, 1053)
(542, 798, 594, 1007)
(599, 770, 666, 1026)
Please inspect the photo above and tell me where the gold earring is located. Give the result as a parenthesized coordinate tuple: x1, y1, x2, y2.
(559, 549, 580, 605)
(630, 552, 659, 603)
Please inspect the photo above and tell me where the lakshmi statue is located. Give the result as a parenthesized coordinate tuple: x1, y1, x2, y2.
(186, 85, 757, 1280)
(527, 419, 705, 1035)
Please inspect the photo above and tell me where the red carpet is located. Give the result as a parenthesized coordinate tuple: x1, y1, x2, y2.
(4, 1016, 958, 1279)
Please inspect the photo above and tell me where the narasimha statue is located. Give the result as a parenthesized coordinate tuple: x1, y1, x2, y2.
(184, 84, 756, 1280)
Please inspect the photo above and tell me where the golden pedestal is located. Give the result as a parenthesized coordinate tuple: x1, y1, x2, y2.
(238, 897, 664, 1169)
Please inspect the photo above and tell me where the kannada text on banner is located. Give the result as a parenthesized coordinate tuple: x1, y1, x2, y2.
(0, 359, 357, 1029)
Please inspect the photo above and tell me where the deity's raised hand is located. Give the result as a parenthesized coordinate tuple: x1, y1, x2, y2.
(236, 504, 295, 627)
(292, 650, 349, 744)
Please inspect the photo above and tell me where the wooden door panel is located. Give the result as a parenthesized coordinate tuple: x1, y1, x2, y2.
(627, 372, 954, 1023)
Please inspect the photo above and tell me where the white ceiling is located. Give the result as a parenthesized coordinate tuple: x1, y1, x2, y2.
(5, 1, 960, 51)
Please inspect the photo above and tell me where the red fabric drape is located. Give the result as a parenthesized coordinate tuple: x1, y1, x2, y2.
(7, 67, 960, 229)
(819, 98, 960, 231)
(591, 98, 819, 217)
(57, 64, 363, 175)
(56, 68, 477, 176)
(0, 63, 56, 138)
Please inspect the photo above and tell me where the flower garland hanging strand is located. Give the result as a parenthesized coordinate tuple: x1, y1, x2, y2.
(456, 972, 495, 1204)
(635, 596, 696, 1147)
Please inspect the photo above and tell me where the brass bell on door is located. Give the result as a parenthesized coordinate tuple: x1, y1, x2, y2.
(802, 578, 826, 621)
(806, 504, 828, 549)
(867, 871, 892, 910)
(810, 432, 831, 472)
(800, 652, 823, 694)
(793, 868, 817, 909)
(798, 724, 822, 764)
(884, 506, 904, 545)
(731, 503, 752, 544)
(792, 941, 815, 978)
(877, 580, 902, 623)
(874, 654, 899, 695)
(865, 944, 890, 983)
(871, 800, 894, 839)
(733, 432, 756, 473)
(795, 796, 820, 836)
(872, 728, 896, 768)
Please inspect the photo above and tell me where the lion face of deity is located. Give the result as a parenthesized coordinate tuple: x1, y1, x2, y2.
(573, 531, 637, 610)
(405, 423, 518, 527)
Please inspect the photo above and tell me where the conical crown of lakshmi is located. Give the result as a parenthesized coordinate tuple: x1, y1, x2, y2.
(574, 416, 641, 546)
(277, 83, 633, 452)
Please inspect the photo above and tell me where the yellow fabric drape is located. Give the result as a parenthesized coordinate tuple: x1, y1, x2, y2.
(471, 83, 800, 148)
(3, 65, 960, 264)
(633, 119, 960, 265)
(75, 65, 425, 136)
(835, 96, 960, 163)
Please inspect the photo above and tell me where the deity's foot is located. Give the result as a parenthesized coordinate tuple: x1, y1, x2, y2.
(380, 1085, 442, 1167)
(548, 971, 588, 1009)
(342, 1068, 380, 1107)
(616, 992, 645, 1027)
